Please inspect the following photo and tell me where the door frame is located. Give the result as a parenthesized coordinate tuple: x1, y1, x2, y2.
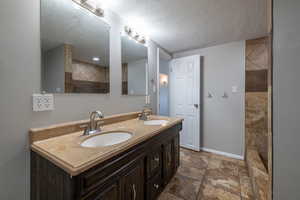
(169, 55, 201, 151)
(157, 48, 172, 115)
(156, 49, 160, 114)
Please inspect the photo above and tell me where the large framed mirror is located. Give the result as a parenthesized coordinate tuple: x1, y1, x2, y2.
(41, 0, 110, 94)
(121, 35, 148, 96)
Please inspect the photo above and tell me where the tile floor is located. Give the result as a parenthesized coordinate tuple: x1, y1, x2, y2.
(158, 148, 254, 200)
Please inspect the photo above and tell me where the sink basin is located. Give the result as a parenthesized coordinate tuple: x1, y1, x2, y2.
(81, 132, 132, 148)
(144, 120, 169, 126)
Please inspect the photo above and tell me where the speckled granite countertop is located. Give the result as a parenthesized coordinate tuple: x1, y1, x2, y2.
(31, 115, 183, 176)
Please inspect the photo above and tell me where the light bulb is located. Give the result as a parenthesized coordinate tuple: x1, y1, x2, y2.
(92, 57, 100, 62)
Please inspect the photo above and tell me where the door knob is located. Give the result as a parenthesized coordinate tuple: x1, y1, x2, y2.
(194, 104, 199, 108)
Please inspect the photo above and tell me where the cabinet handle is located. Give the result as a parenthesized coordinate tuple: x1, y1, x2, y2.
(132, 184, 136, 200)
(154, 184, 159, 189)
(154, 156, 159, 162)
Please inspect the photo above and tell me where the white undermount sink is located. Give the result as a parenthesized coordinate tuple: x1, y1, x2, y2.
(144, 120, 169, 126)
(81, 132, 132, 148)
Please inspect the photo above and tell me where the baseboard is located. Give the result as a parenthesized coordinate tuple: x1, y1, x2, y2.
(180, 144, 200, 152)
(201, 147, 244, 160)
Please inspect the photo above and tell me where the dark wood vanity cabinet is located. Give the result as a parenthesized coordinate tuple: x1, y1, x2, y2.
(31, 123, 182, 200)
(174, 135, 180, 170)
(85, 182, 120, 200)
(163, 139, 174, 185)
(121, 160, 144, 200)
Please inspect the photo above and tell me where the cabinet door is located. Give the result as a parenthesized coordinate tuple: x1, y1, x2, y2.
(146, 172, 162, 200)
(146, 146, 162, 179)
(174, 134, 180, 171)
(121, 160, 144, 200)
(163, 140, 174, 185)
(86, 182, 120, 200)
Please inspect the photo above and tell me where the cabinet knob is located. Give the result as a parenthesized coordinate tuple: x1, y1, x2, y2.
(154, 184, 159, 189)
(154, 156, 159, 162)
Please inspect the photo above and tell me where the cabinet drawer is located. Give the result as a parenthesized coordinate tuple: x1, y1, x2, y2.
(84, 181, 120, 200)
(146, 146, 162, 179)
(79, 147, 145, 196)
(147, 172, 162, 200)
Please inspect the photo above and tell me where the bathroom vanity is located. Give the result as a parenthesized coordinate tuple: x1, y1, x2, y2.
(30, 112, 183, 200)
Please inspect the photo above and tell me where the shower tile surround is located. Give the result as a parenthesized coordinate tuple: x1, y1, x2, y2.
(72, 61, 109, 83)
(63, 44, 110, 93)
(245, 37, 272, 200)
(246, 37, 269, 165)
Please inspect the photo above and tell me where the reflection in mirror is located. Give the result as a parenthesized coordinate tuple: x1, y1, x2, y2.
(41, 0, 110, 94)
(121, 35, 148, 95)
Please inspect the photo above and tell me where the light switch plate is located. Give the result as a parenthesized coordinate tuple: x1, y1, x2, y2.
(232, 86, 238, 93)
(145, 95, 151, 104)
(33, 94, 54, 111)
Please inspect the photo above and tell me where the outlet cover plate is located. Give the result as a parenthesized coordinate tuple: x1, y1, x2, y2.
(33, 94, 54, 111)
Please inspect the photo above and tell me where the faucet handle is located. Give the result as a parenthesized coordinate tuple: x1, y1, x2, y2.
(145, 109, 152, 116)
(96, 120, 104, 131)
(81, 124, 91, 136)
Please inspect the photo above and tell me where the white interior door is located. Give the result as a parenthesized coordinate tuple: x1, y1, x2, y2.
(169, 55, 201, 151)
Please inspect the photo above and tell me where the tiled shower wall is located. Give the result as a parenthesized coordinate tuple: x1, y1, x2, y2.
(245, 37, 272, 200)
(245, 37, 269, 166)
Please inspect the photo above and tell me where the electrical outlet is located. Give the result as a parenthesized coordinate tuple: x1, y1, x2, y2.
(33, 94, 54, 111)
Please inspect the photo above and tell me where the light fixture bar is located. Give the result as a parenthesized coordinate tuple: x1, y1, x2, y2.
(124, 26, 146, 45)
(72, 0, 104, 17)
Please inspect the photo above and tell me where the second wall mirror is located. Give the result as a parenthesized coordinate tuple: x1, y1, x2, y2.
(41, 0, 110, 94)
(121, 34, 148, 96)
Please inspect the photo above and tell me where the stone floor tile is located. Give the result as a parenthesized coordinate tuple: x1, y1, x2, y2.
(240, 176, 254, 200)
(177, 162, 206, 181)
(203, 168, 241, 195)
(207, 157, 241, 177)
(164, 174, 202, 200)
(163, 148, 255, 200)
(180, 150, 209, 170)
(158, 192, 185, 200)
(198, 184, 241, 200)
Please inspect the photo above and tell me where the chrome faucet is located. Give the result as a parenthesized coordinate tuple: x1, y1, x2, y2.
(83, 111, 104, 136)
(139, 106, 151, 121)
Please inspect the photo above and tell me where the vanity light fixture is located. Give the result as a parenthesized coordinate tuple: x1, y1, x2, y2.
(72, 0, 104, 17)
(124, 26, 147, 45)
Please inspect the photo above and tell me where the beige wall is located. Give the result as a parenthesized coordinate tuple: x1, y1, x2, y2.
(0, 1, 162, 199)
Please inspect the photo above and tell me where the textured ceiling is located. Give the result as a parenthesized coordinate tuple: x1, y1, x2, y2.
(105, 0, 268, 53)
